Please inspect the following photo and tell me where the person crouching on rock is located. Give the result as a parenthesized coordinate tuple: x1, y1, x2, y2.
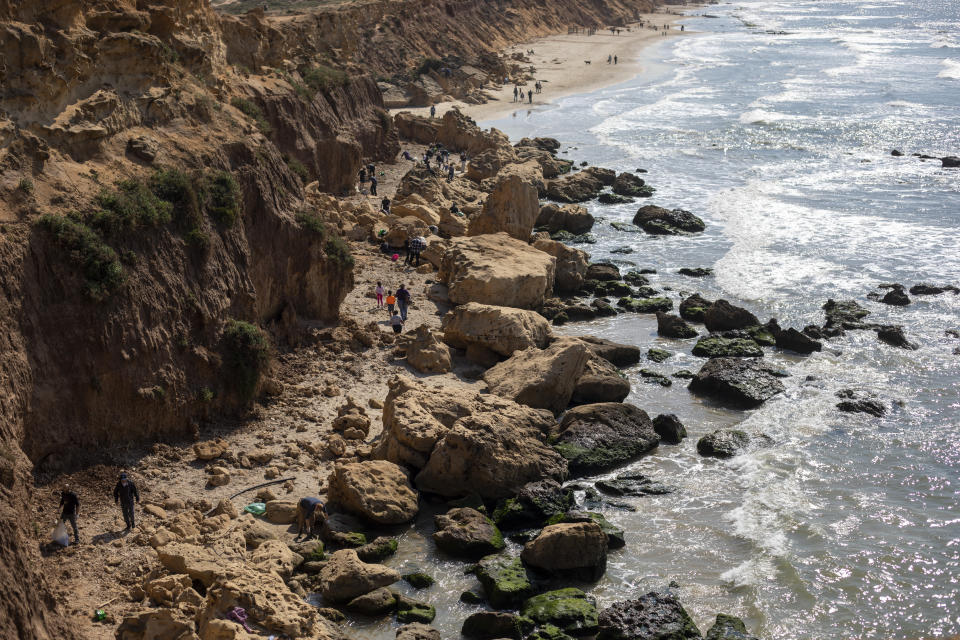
(113, 472, 140, 531)
(295, 497, 327, 540)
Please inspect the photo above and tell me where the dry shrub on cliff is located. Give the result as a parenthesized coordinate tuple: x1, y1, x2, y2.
(295, 209, 354, 268)
(37, 214, 124, 301)
(90, 179, 173, 233)
(230, 97, 272, 135)
(302, 64, 348, 93)
(204, 171, 241, 227)
(222, 319, 271, 403)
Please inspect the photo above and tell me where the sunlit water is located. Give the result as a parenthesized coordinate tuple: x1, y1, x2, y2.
(338, 2, 960, 638)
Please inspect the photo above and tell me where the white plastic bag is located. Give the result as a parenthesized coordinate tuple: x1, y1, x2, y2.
(52, 519, 69, 547)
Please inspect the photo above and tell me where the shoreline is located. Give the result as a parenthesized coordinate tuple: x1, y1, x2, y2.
(392, 6, 703, 124)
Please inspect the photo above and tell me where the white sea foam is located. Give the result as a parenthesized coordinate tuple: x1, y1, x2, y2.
(931, 37, 959, 49)
(739, 109, 806, 124)
(937, 58, 960, 79)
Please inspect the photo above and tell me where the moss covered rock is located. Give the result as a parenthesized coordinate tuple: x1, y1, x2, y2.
(356, 537, 399, 563)
(462, 611, 535, 639)
(434, 507, 505, 558)
(597, 591, 702, 640)
(521, 588, 599, 635)
(475, 554, 534, 609)
(403, 572, 435, 589)
(691, 337, 763, 358)
(705, 614, 760, 640)
(618, 297, 673, 314)
(396, 594, 436, 624)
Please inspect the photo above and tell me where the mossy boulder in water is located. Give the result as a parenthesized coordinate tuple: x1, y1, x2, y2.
(697, 429, 773, 459)
(556, 511, 626, 549)
(396, 594, 436, 624)
(688, 358, 786, 408)
(692, 337, 763, 358)
(618, 297, 673, 314)
(475, 554, 534, 609)
(552, 403, 660, 476)
(528, 624, 577, 640)
(492, 480, 573, 529)
(679, 293, 713, 322)
(633, 205, 704, 235)
(433, 507, 505, 558)
(403, 572, 435, 589)
(521, 588, 599, 636)
(822, 298, 870, 330)
(657, 312, 699, 339)
(355, 536, 399, 563)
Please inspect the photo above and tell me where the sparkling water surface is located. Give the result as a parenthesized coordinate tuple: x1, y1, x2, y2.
(345, 1, 960, 638)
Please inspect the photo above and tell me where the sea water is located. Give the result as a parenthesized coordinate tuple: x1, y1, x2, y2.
(344, 1, 960, 638)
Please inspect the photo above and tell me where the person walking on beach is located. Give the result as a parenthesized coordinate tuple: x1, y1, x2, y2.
(395, 284, 411, 321)
(390, 310, 403, 334)
(430, 104, 436, 118)
(59, 486, 80, 545)
(113, 472, 140, 531)
(513, 86, 518, 102)
(386, 290, 396, 315)
(607, 54, 612, 64)
(614, 55, 618, 64)
(375, 281, 385, 307)
(528, 90, 533, 104)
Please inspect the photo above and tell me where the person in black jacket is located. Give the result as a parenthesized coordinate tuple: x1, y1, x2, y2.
(113, 472, 140, 531)
(59, 486, 80, 544)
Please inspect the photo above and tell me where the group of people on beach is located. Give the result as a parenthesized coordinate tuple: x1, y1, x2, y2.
(357, 162, 378, 195)
(374, 281, 412, 333)
(52, 473, 140, 546)
(512, 83, 541, 103)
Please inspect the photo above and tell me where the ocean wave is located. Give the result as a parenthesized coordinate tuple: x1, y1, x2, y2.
(930, 37, 959, 49)
(937, 58, 960, 79)
(739, 109, 806, 125)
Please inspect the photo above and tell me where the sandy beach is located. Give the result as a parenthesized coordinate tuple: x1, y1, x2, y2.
(393, 8, 701, 124)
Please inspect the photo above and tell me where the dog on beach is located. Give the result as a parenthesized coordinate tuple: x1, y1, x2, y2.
(584, 60, 591, 64)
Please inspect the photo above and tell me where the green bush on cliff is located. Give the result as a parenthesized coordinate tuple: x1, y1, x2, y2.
(230, 97, 272, 135)
(222, 319, 270, 402)
(302, 64, 348, 93)
(37, 214, 123, 301)
(151, 168, 202, 229)
(295, 209, 326, 234)
(91, 178, 173, 232)
(284, 155, 309, 182)
(325, 235, 354, 269)
(204, 171, 241, 227)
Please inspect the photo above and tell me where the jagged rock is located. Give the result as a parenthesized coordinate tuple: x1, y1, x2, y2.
(433, 507, 505, 558)
(356, 537, 400, 563)
(586, 263, 621, 282)
(657, 312, 698, 339)
(612, 172, 650, 197)
(599, 192, 634, 204)
(692, 337, 763, 358)
(823, 299, 870, 330)
(347, 587, 397, 615)
(680, 293, 714, 322)
(116, 609, 196, 640)
(327, 460, 419, 525)
(318, 549, 400, 603)
(652, 414, 687, 444)
(484, 337, 589, 414)
(775, 327, 822, 354)
(633, 206, 705, 235)
(688, 358, 786, 408)
(522, 588, 600, 635)
(126, 135, 158, 163)
(249, 540, 303, 579)
(475, 554, 534, 609)
(703, 300, 759, 332)
(836, 390, 887, 417)
(332, 396, 371, 438)
(397, 623, 442, 640)
(554, 402, 659, 476)
(462, 611, 534, 640)
(516, 137, 562, 153)
(194, 438, 229, 461)
(575, 335, 641, 366)
(544, 171, 607, 203)
(597, 591, 702, 640)
(705, 614, 760, 640)
(533, 238, 590, 293)
(876, 325, 918, 350)
(880, 286, 911, 306)
(439, 233, 556, 309)
(470, 173, 540, 240)
(910, 283, 957, 295)
(697, 429, 772, 458)
(571, 354, 631, 404)
(942, 156, 960, 168)
(595, 473, 676, 496)
(678, 267, 713, 278)
(492, 479, 574, 529)
(406, 325, 453, 373)
(535, 203, 595, 234)
(373, 377, 563, 499)
(442, 302, 551, 357)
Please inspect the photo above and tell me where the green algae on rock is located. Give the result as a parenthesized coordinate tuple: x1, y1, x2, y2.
(475, 554, 534, 609)
(521, 588, 599, 636)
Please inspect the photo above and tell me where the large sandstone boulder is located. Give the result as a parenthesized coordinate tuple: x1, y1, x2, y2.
(469, 174, 540, 240)
(466, 146, 519, 182)
(571, 354, 631, 405)
(318, 549, 400, 603)
(385, 215, 430, 248)
(249, 540, 303, 579)
(438, 233, 556, 309)
(554, 403, 659, 476)
(533, 238, 589, 293)
(393, 195, 442, 227)
(433, 507, 505, 558)
(372, 377, 565, 499)
(405, 325, 453, 374)
(544, 170, 608, 203)
(535, 203, 594, 234)
(483, 337, 589, 414)
(575, 335, 642, 367)
(521, 522, 608, 581)
(442, 302, 551, 357)
(327, 460, 419, 525)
